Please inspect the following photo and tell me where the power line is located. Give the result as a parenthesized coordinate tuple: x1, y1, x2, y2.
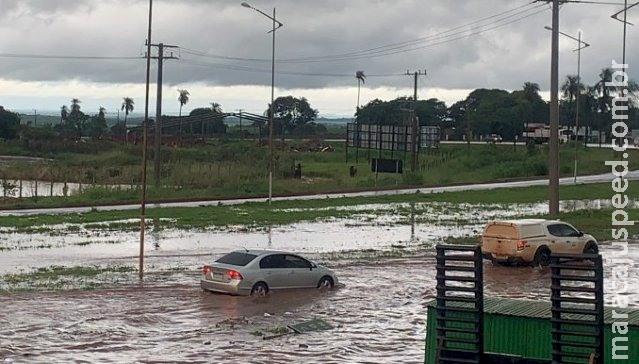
(0, 2, 547, 67)
(0, 53, 141, 60)
(279, 3, 546, 63)
(180, 2, 545, 64)
(178, 58, 403, 78)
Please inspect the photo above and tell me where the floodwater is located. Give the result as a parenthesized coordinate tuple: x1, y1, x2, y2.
(1, 245, 637, 364)
(0, 180, 133, 198)
(0, 199, 638, 363)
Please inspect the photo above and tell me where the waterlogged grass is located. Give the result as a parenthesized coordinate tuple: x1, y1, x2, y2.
(1, 183, 637, 233)
(0, 264, 137, 292)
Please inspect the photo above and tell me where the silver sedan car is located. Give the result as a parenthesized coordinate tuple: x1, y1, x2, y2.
(200, 250, 338, 296)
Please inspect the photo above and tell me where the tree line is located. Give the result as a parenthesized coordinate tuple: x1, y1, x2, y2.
(356, 68, 638, 142)
(1, 69, 637, 142)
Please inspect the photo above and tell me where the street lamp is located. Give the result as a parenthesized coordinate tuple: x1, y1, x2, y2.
(139, 0, 154, 280)
(242, 2, 283, 204)
(544, 26, 589, 184)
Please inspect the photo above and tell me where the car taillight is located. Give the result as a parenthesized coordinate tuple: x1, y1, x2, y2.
(202, 265, 212, 274)
(517, 240, 527, 251)
(225, 269, 243, 280)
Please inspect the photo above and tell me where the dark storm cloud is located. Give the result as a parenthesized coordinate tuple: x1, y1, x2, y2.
(0, 0, 637, 93)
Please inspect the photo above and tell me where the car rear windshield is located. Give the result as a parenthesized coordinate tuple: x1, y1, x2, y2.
(215, 252, 258, 266)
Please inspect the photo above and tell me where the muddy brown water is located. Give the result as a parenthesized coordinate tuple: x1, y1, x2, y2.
(1, 200, 638, 363)
(1, 244, 638, 364)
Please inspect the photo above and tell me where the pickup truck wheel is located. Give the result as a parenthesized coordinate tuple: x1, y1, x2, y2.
(533, 247, 551, 267)
(583, 241, 598, 255)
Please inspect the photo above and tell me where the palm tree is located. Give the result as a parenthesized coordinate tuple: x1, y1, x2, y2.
(121, 97, 134, 127)
(561, 75, 584, 128)
(594, 68, 615, 147)
(210, 102, 222, 114)
(178, 89, 190, 117)
(60, 105, 68, 125)
(203, 102, 223, 136)
(580, 86, 599, 145)
(355, 71, 366, 113)
(561, 75, 584, 105)
(177, 89, 190, 139)
(70, 98, 81, 114)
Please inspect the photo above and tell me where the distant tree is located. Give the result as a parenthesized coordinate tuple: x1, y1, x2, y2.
(98, 106, 106, 119)
(561, 75, 585, 127)
(65, 98, 88, 137)
(60, 105, 68, 125)
(578, 86, 599, 143)
(87, 111, 108, 139)
(522, 82, 541, 103)
(0, 106, 21, 139)
(520, 82, 547, 122)
(177, 89, 190, 138)
(594, 68, 615, 146)
(268, 96, 318, 140)
(358, 97, 447, 128)
(189, 104, 226, 135)
(70, 98, 81, 114)
(210, 102, 222, 114)
(121, 97, 135, 128)
(178, 89, 190, 117)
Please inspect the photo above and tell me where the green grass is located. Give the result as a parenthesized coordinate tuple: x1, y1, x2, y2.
(2, 265, 136, 285)
(2, 140, 638, 209)
(0, 182, 636, 232)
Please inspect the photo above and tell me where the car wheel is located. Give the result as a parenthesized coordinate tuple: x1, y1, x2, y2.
(583, 241, 598, 255)
(250, 282, 269, 297)
(533, 247, 551, 267)
(317, 276, 334, 290)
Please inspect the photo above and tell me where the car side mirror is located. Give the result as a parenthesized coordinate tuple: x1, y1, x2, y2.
(578, 231, 584, 237)
(310, 262, 317, 270)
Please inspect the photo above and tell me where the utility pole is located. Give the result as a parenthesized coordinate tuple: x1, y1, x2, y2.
(150, 42, 178, 187)
(33, 109, 37, 127)
(237, 109, 244, 138)
(548, 0, 560, 217)
(405, 70, 426, 172)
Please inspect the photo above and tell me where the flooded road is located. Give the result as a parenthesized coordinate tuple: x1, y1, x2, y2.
(1, 198, 638, 363)
(1, 243, 638, 364)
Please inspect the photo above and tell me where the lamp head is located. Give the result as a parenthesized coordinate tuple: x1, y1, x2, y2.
(241, 2, 251, 8)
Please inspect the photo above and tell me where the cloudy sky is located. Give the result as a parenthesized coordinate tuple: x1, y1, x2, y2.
(0, 0, 636, 118)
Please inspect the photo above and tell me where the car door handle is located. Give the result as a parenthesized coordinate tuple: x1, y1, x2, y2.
(288, 270, 295, 274)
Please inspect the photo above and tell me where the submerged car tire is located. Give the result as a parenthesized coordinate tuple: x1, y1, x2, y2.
(317, 276, 334, 290)
(533, 246, 551, 267)
(583, 241, 598, 255)
(250, 282, 269, 297)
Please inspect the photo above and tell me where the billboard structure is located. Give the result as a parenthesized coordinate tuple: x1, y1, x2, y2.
(346, 123, 440, 154)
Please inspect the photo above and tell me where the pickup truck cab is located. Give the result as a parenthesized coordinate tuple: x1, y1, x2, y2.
(480, 219, 598, 266)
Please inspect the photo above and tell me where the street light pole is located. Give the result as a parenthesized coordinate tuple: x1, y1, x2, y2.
(242, 2, 283, 205)
(545, 26, 589, 184)
(140, 0, 153, 281)
(575, 31, 582, 184)
(549, 0, 560, 217)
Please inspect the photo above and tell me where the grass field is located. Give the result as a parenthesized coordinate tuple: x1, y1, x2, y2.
(1, 182, 637, 242)
(1, 138, 637, 209)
